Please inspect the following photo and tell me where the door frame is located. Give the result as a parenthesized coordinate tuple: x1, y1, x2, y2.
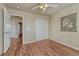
(10, 14, 24, 45)
(3, 8, 11, 53)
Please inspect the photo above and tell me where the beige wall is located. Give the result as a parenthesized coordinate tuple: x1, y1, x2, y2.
(23, 13, 36, 43)
(50, 4, 79, 49)
(8, 9, 50, 44)
(36, 15, 49, 41)
(23, 13, 49, 43)
(0, 4, 5, 54)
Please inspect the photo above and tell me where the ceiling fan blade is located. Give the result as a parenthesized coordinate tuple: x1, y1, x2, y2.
(47, 4, 58, 8)
(32, 5, 40, 9)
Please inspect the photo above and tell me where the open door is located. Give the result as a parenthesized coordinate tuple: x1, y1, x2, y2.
(4, 8, 10, 53)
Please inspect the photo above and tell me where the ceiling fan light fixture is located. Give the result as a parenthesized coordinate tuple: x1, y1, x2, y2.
(43, 7, 46, 11)
(40, 5, 43, 9)
(45, 4, 48, 7)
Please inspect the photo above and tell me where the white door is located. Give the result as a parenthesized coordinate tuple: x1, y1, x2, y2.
(36, 17, 48, 40)
(4, 8, 11, 53)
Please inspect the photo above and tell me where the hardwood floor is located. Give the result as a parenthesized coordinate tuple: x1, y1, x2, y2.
(3, 39, 79, 56)
(3, 38, 22, 56)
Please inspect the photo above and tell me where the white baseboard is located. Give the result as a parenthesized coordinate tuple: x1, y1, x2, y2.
(24, 39, 46, 44)
(50, 39, 79, 51)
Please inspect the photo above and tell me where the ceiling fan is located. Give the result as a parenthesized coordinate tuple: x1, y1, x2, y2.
(32, 3, 58, 13)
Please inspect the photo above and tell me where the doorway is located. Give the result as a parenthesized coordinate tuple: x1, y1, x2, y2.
(10, 15, 23, 45)
(18, 22, 23, 44)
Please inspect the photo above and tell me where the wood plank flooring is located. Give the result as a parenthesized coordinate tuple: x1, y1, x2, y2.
(3, 39, 79, 56)
(3, 38, 22, 56)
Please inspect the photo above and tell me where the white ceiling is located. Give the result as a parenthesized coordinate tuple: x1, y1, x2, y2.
(5, 3, 74, 16)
